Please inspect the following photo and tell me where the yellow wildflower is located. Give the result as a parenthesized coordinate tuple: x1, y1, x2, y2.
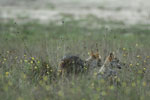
(43, 76, 48, 81)
(5, 72, 9, 76)
(129, 64, 133, 67)
(88, 52, 90, 56)
(30, 61, 33, 64)
(91, 83, 94, 88)
(94, 72, 97, 76)
(20, 60, 23, 63)
(138, 70, 143, 74)
(23, 74, 27, 79)
(4, 58, 6, 61)
(31, 57, 35, 60)
(37, 60, 40, 64)
(45, 85, 51, 91)
(131, 82, 136, 87)
(47, 66, 49, 69)
(17, 97, 24, 100)
(24, 60, 28, 63)
(58, 70, 62, 73)
(84, 67, 87, 70)
(142, 81, 146, 87)
(136, 55, 140, 58)
(123, 48, 126, 51)
(109, 85, 114, 90)
(58, 90, 64, 97)
(117, 77, 120, 82)
(136, 63, 140, 66)
(123, 54, 126, 57)
(146, 56, 150, 59)
(34, 66, 38, 70)
(100, 79, 105, 84)
(140, 96, 145, 100)
(96, 87, 100, 91)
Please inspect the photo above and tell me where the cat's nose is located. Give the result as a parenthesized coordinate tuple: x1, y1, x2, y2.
(118, 66, 121, 69)
(117, 64, 121, 69)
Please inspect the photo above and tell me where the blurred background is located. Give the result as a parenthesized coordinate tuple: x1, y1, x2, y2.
(0, 0, 150, 25)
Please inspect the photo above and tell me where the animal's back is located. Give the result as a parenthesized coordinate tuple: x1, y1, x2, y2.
(59, 55, 85, 74)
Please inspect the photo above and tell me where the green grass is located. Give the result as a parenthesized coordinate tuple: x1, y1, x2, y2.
(0, 18, 150, 100)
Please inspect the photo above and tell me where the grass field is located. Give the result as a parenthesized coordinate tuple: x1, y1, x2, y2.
(0, 16, 150, 100)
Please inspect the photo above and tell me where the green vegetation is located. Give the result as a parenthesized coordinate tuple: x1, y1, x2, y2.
(0, 17, 150, 100)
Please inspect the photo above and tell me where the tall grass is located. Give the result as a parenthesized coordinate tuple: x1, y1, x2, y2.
(0, 18, 150, 100)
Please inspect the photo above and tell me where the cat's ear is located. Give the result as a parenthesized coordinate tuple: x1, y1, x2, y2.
(95, 52, 101, 59)
(108, 52, 115, 62)
(89, 50, 94, 57)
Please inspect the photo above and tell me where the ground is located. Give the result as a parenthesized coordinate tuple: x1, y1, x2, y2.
(0, 0, 150, 100)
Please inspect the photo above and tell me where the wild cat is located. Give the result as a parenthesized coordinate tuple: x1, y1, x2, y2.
(98, 52, 123, 78)
(59, 51, 102, 75)
(86, 51, 102, 69)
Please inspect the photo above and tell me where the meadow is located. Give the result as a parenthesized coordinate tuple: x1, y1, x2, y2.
(0, 16, 150, 100)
